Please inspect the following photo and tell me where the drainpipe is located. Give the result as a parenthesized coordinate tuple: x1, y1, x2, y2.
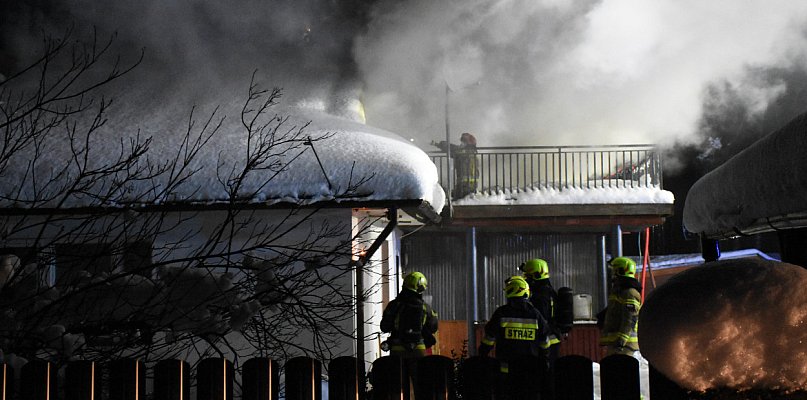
(467, 226, 478, 356)
(598, 235, 608, 312)
(700, 235, 720, 262)
(352, 207, 398, 400)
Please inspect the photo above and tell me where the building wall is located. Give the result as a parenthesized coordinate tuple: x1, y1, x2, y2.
(0, 207, 369, 365)
(401, 230, 604, 321)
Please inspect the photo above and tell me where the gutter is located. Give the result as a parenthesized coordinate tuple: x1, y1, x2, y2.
(699, 211, 807, 240)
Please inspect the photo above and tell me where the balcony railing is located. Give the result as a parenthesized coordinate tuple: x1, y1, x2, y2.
(428, 144, 663, 201)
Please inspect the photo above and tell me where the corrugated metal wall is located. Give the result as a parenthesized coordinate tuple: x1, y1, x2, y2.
(401, 230, 604, 321)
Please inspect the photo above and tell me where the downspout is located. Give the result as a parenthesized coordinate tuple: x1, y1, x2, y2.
(352, 207, 398, 400)
(467, 227, 478, 356)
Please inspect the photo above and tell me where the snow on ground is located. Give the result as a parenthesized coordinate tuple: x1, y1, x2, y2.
(639, 257, 807, 392)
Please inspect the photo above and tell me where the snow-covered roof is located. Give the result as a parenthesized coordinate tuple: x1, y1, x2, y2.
(0, 104, 446, 215)
(683, 110, 807, 238)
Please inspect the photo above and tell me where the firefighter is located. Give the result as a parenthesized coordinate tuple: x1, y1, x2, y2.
(380, 271, 439, 358)
(599, 257, 642, 356)
(479, 276, 551, 369)
(521, 258, 562, 355)
(521, 258, 563, 400)
(431, 132, 479, 198)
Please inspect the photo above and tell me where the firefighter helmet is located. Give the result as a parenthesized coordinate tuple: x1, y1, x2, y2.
(609, 257, 637, 278)
(520, 258, 550, 280)
(403, 271, 428, 293)
(504, 275, 530, 298)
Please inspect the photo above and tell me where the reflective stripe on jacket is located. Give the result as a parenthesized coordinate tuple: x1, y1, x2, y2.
(600, 280, 641, 351)
(482, 297, 551, 360)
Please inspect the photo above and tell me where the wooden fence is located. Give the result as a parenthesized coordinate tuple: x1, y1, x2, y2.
(0, 354, 690, 400)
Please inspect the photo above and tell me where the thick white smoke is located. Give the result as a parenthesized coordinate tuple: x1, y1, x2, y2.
(640, 258, 807, 392)
(355, 0, 807, 148)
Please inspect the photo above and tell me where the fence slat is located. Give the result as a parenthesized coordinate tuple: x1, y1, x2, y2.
(328, 356, 359, 400)
(197, 358, 234, 400)
(286, 357, 322, 400)
(21, 361, 56, 400)
(243, 357, 280, 400)
(555, 355, 593, 400)
(153, 359, 190, 400)
(459, 356, 497, 400)
(1, 363, 14, 400)
(110, 358, 145, 400)
(65, 360, 97, 400)
(506, 356, 547, 400)
(600, 354, 640, 400)
(370, 356, 409, 400)
(415, 355, 454, 400)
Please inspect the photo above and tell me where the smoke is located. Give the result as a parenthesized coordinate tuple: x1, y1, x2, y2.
(0, 0, 372, 117)
(354, 0, 807, 148)
(3, 0, 807, 151)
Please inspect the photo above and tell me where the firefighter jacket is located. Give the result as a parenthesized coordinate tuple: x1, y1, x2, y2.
(380, 289, 439, 352)
(599, 276, 642, 351)
(526, 278, 561, 347)
(479, 297, 551, 362)
(434, 141, 479, 195)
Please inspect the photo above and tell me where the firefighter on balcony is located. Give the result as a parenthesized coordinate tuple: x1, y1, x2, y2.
(431, 132, 479, 198)
(380, 271, 439, 358)
(479, 276, 551, 371)
(599, 257, 642, 356)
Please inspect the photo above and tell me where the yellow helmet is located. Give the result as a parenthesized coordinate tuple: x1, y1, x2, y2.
(403, 271, 428, 293)
(609, 257, 637, 278)
(504, 275, 530, 298)
(520, 258, 549, 280)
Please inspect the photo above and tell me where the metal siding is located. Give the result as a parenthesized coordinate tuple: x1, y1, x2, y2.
(401, 231, 468, 320)
(477, 233, 603, 319)
(400, 231, 605, 321)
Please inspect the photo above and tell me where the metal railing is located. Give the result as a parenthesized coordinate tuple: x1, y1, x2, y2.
(428, 144, 663, 200)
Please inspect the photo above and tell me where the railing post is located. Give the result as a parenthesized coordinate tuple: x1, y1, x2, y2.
(557, 147, 563, 191)
(154, 359, 190, 400)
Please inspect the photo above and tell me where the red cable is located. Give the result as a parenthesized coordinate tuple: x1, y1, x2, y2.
(641, 227, 650, 303)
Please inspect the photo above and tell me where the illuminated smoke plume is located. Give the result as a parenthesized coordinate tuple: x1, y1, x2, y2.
(639, 257, 807, 392)
(355, 0, 807, 148)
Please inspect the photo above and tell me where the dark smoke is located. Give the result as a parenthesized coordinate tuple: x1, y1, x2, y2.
(0, 0, 378, 113)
